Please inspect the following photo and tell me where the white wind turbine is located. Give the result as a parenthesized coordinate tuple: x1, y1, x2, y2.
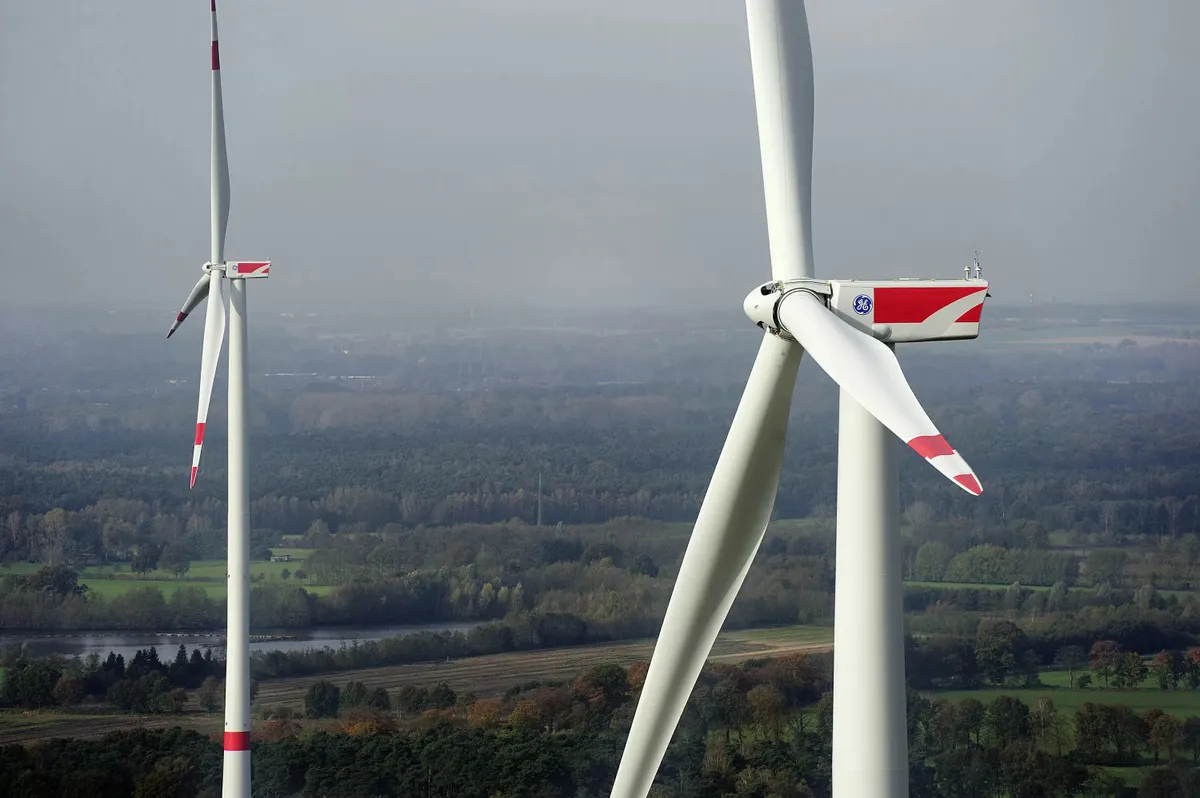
(166, 3, 269, 797)
(610, 2, 989, 797)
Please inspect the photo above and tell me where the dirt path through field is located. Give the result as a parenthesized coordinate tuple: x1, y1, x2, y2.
(0, 628, 831, 745)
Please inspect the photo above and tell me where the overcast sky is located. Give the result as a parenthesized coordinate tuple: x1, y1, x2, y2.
(2, 0, 1197, 315)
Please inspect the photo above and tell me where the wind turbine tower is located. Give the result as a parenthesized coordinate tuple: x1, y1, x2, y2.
(167, 3, 270, 797)
(609, 2, 990, 797)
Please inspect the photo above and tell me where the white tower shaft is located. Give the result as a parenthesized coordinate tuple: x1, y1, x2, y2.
(833, 388, 908, 798)
(222, 278, 251, 798)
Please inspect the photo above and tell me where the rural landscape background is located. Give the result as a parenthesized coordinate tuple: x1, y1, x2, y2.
(2, 300, 1200, 796)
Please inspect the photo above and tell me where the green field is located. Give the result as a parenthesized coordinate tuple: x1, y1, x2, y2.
(0, 550, 336, 600)
(725, 625, 833, 647)
(905, 580, 1197, 599)
(928, 670, 1200, 719)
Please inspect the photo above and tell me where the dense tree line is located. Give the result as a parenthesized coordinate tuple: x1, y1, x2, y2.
(0, 644, 228, 714)
(8, 648, 1200, 796)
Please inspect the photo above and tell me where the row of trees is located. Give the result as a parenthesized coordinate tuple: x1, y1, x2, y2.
(0, 645, 229, 713)
(8, 661, 1200, 796)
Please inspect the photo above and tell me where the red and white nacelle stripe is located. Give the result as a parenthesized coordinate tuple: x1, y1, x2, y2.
(828, 278, 989, 343)
(229, 260, 270, 278)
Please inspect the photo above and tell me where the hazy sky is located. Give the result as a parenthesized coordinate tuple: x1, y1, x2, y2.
(2, 0, 1197, 314)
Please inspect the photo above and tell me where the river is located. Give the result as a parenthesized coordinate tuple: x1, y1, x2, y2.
(0, 622, 479, 661)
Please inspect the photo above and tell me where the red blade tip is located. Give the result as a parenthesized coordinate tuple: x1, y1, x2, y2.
(954, 474, 982, 496)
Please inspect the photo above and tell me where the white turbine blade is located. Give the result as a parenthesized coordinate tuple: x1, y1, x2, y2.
(611, 334, 802, 798)
(746, 0, 814, 282)
(777, 290, 982, 495)
(167, 273, 211, 338)
(211, 0, 230, 264)
(191, 273, 227, 488)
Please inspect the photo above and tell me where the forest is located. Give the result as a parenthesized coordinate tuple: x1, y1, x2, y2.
(6, 641, 1200, 797)
(2, 303, 1200, 793)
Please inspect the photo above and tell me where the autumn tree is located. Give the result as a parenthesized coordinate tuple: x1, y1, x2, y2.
(1151, 650, 1178, 691)
(467, 698, 503, 728)
(747, 683, 785, 739)
(1090, 640, 1120, 688)
(1149, 714, 1182, 763)
(626, 661, 650, 693)
(508, 699, 542, 730)
(51, 674, 85, 707)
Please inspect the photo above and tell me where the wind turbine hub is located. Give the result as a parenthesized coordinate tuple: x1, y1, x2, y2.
(743, 279, 832, 339)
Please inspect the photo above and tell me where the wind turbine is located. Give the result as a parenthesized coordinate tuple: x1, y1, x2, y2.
(166, 3, 269, 797)
(609, 2, 989, 797)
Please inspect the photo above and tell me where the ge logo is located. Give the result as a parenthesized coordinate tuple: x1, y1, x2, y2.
(853, 294, 873, 315)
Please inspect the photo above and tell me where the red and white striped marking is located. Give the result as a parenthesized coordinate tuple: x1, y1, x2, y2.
(232, 261, 270, 277)
(829, 280, 988, 343)
(873, 286, 984, 325)
(167, 311, 189, 339)
(211, 1, 221, 72)
(907, 434, 982, 495)
(224, 731, 250, 751)
(190, 422, 207, 489)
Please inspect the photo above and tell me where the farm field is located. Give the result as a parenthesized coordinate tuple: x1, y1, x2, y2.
(905, 580, 1197, 600)
(0, 550, 336, 600)
(0, 625, 833, 745)
(253, 624, 834, 708)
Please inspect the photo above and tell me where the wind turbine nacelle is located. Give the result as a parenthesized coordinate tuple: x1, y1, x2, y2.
(204, 261, 271, 279)
(827, 278, 989, 342)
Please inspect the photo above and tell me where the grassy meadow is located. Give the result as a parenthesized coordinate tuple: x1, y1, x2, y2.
(927, 668, 1200, 719)
(0, 549, 338, 600)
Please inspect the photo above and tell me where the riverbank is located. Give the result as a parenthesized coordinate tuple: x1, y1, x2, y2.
(0, 622, 480, 661)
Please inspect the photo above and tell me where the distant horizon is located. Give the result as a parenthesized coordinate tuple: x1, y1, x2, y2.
(2, 295, 1198, 313)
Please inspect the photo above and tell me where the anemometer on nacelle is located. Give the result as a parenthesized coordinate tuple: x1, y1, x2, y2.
(744, 259, 990, 345)
(203, 260, 271, 279)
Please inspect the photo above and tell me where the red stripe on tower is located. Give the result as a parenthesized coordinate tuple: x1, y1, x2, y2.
(907, 435, 954, 459)
(874, 286, 984, 324)
(211, 0, 217, 12)
(224, 731, 250, 751)
(212, 41, 220, 71)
